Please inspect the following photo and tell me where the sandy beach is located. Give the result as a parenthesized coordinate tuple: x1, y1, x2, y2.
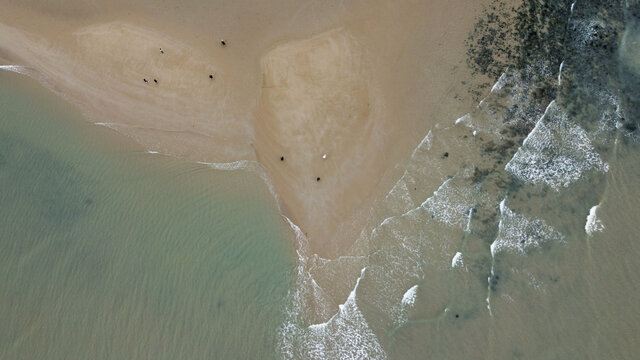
(0, 0, 491, 258)
(5, 1, 640, 359)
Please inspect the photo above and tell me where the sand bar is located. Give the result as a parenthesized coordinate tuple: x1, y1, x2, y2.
(0, 0, 492, 258)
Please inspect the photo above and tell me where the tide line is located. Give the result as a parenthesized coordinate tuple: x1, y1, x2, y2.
(0, 65, 30, 75)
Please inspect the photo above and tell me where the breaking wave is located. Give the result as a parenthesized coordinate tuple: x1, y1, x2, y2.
(505, 101, 609, 189)
(490, 199, 565, 256)
(0, 65, 31, 75)
(585, 204, 605, 235)
(275, 0, 634, 357)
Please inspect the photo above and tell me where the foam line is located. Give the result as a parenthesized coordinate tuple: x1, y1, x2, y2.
(401, 285, 419, 307)
(585, 204, 604, 235)
(0, 65, 30, 75)
(94, 122, 119, 130)
(410, 130, 433, 158)
(505, 101, 609, 189)
(309, 267, 367, 329)
(451, 252, 464, 268)
(491, 72, 508, 92)
(198, 159, 256, 171)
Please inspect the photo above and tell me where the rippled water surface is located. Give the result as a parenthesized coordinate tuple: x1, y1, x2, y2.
(0, 71, 293, 360)
(2, 1, 640, 359)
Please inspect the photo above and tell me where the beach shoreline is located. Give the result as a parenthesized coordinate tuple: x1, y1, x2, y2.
(5, 2, 640, 359)
(0, 0, 492, 258)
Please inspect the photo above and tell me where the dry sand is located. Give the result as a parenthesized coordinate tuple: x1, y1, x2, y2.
(0, 0, 492, 258)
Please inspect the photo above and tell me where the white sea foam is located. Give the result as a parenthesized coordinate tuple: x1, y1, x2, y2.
(491, 72, 508, 93)
(358, 179, 463, 320)
(0, 65, 30, 75)
(199, 159, 257, 172)
(401, 285, 419, 307)
(460, 69, 543, 138)
(455, 114, 471, 125)
(423, 179, 476, 228)
(94, 122, 119, 130)
(277, 4, 607, 354)
(281, 60, 568, 356)
(283, 215, 310, 258)
(490, 199, 565, 256)
(505, 101, 609, 189)
(281, 267, 387, 360)
(383, 178, 414, 214)
(393, 285, 419, 326)
(280, 40, 577, 356)
(451, 252, 464, 268)
(279, 216, 386, 359)
(464, 207, 473, 233)
(558, 61, 565, 85)
(585, 205, 604, 235)
(412, 130, 433, 156)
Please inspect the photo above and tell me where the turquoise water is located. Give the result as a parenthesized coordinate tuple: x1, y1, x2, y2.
(0, 71, 293, 360)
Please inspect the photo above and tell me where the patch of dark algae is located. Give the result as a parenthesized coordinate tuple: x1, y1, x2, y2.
(461, 0, 578, 193)
(466, 0, 573, 97)
(454, 0, 636, 306)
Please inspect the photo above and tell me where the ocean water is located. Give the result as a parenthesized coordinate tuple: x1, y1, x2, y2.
(3, 1, 640, 359)
(0, 71, 293, 360)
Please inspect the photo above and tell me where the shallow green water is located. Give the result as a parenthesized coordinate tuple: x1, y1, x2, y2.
(0, 71, 293, 360)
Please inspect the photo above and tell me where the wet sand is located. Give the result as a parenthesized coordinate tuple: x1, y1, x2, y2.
(0, 0, 492, 257)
